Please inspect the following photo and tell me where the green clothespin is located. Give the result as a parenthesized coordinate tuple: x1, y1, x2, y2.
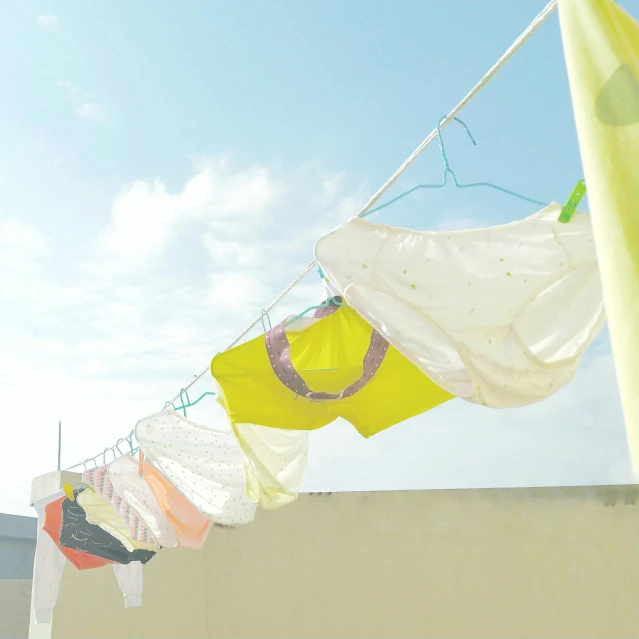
(558, 179, 586, 223)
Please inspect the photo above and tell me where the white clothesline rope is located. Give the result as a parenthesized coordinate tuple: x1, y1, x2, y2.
(66, 0, 557, 471)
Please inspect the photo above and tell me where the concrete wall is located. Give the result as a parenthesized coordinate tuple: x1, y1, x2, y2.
(0, 580, 33, 639)
(0, 516, 36, 582)
(49, 485, 639, 639)
(0, 513, 37, 639)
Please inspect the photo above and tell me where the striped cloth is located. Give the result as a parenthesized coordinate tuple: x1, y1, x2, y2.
(83, 464, 156, 544)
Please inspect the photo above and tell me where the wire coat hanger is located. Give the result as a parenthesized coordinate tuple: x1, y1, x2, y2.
(284, 297, 348, 328)
(362, 116, 548, 218)
(164, 391, 217, 413)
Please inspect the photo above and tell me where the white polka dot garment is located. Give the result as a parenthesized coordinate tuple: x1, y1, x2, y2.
(135, 410, 257, 525)
(315, 204, 605, 408)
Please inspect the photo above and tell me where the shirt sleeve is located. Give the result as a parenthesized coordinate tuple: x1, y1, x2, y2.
(112, 561, 143, 608)
(32, 501, 67, 624)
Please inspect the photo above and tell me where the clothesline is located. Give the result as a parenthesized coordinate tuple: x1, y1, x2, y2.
(65, 0, 558, 472)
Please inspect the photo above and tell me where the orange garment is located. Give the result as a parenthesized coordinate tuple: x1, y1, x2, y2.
(43, 496, 115, 570)
(139, 452, 211, 550)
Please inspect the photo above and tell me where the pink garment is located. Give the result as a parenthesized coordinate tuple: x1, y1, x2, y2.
(139, 452, 212, 550)
(83, 464, 156, 545)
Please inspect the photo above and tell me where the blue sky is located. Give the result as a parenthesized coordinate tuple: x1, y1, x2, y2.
(1, 1, 638, 516)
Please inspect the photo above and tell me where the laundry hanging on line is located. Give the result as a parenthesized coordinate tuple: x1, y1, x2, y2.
(33, 0, 631, 620)
(107, 453, 179, 548)
(74, 488, 160, 554)
(32, 490, 145, 624)
(82, 462, 158, 548)
(314, 202, 604, 408)
(211, 299, 454, 438)
(138, 451, 213, 549)
(135, 408, 309, 521)
(136, 410, 258, 525)
(57, 487, 157, 564)
(217, 402, 310, 510)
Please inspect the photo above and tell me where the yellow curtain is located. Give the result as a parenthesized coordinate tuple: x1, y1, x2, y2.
(558, 0, 639, 471)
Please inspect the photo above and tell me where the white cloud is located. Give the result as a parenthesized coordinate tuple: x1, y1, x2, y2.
(37, 14, 58, 30)
(75, 102, 108, 123)
(208, 272, 265, 314)
(0, 219, 50, 271)
(94, 158, 281, 270)
(58, 81, 109, 123)
(58, 80, 80, 96)
(202, 235, 256, 266)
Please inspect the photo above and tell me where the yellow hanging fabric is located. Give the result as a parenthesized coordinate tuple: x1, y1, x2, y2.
(558, 0, 639, 471)
(211, 306, 453, 438)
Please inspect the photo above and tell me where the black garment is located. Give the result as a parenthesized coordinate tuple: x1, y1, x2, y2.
(58, 488, 155, 565)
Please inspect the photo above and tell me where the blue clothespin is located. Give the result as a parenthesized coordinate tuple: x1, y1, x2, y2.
(558, 179, 586, 223)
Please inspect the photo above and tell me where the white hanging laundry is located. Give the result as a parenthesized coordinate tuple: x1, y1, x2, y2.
(212, 381, 309, 510)
(32, 491, 67, 624)
(135, 410, 257, 525)
(107, 454, 179, 548)
(82, 462, 157, 548)
(314, 203, 605, 408)
(234, 422, 308, 509)
(112, 562, 144, 609)
(32, 490, 144, 623)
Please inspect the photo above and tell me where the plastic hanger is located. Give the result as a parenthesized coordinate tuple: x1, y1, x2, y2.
(362, 116, 548, 219)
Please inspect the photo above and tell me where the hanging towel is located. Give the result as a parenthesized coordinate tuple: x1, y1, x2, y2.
(83, 462, 157, 546)
(107, 453, 178, 548)
(33, 491, 144, 624)
(314, 203, 604, 408)
(211, 302, 453, 438)
(136, 411, 257, 525)
(138, 452, 212, 550)
(557, 0, 639, 470)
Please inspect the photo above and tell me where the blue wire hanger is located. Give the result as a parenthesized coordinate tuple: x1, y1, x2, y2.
(284, 296, 348, 328)
(162, 387, 217, 417)
(362, 116, 548, 219)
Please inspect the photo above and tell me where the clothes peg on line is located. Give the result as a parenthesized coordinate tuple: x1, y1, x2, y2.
(558, 179, 587, 223)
